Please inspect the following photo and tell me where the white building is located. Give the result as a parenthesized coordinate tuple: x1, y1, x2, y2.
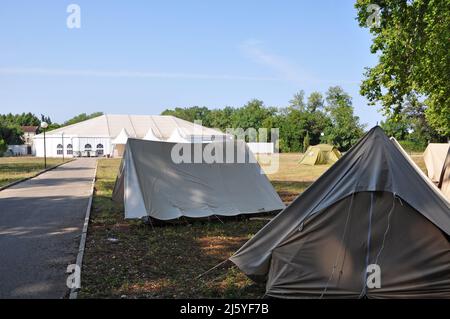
(33, 114, 227, 158)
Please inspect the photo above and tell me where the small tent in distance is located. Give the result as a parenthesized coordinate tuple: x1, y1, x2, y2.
(299, 144, 341, 165)
(112, 138, 285, 220)
(230, 127, 450, 298)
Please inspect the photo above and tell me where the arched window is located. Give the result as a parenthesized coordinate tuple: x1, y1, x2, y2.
(96, 144, 104, 156)
(57, 144, 63, 155)
(84, 144, 92, 151)
(67, 144, 73, 155)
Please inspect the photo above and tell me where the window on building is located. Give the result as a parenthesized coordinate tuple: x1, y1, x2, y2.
(96, 144, 104, 156)
(67, 144, 73, 155)
(57, 144, 63, 155)
(84, 144, 92, 151)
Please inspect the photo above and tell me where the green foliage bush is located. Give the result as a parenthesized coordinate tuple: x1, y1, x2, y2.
(162, 87, 366, 152)
(398, 140, 427, 153)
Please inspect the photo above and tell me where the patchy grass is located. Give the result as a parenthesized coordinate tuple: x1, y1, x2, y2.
(258, 153, 327, 204)
(0, 157, 70, 187)
(79, 152, 426, 298)
(410, 154, 427, 173)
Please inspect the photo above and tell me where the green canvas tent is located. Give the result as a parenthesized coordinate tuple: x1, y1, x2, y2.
(230, 127, 450, 298)
(299, 144, 341, 165)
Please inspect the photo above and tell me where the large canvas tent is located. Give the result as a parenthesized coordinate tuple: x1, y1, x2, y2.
(112, 138, 285, 220)
(299, 144, 341, 165)
(424, 143, 450, 183)
(230, 127, 450, 298)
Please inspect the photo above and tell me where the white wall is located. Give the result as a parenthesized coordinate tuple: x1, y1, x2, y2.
(33, 135, 112, 157)
(247, 142, 274, 154)
(7, 145, 29, 156)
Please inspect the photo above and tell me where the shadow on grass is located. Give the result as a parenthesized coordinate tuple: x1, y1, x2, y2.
(271, 180, 313, 204)
(81, 194, 268, 298)
(80, 158, 273, 299)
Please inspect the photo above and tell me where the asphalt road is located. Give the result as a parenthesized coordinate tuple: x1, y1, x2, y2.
(0, 158, 97, 298)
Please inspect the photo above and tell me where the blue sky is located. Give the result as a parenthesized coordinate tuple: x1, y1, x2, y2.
(0, 0, 383, 127)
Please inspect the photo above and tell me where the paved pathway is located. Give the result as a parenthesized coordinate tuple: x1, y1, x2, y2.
(0, 158, 97, 298)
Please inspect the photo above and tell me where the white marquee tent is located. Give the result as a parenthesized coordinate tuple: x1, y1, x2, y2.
(167, 128, 191, 143)
(33, 114, 228, 157)
(112, 138, 285, 220)
(143, 128, 162, 141)
(111, 128, 132, 157)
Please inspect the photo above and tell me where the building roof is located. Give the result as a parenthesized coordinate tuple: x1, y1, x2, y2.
(21, 126, 39, 133)
(34, 114, 225, 139)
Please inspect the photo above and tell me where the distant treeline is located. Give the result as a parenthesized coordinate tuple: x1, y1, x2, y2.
(163, 86, 366, 152)
(0, 112, 103, 154)
(163, 86, 447, 153)
(1, 84, 446, 155)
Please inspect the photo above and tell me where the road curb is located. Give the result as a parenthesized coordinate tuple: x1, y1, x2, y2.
(0, 159, 75, 192)
(69, 160, 98, 299)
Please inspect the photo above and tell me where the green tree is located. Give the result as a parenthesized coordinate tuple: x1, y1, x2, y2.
(0, 138, 7, 156)
(40, 114, 61, 131)
(159, 88, 363, 152)
(380, 115, 408, 140)
(323, 86, 365, 151)
(355, 0, 450, 136)
(161, 107, 212, 126)
(307, 92, 324, 113)
(63, 112, 103, 126)
(0, 124, 24, 145)
(289, 90, 306, 111)
(0, 112, 40, 126)
(230, 99, 277, 134)
(382, 94, 446, 146)
(208, 107, 235, 131)
(303, 131, 310, 152)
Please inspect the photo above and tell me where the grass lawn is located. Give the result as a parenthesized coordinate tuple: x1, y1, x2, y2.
(0, 157, 70, 187)
(79, 153, 427, 299)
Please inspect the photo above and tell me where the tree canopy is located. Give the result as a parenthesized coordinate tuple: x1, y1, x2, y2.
(0, 112, 40, 127)
(63, 112, 104, 126)
(0, 112, 103, 145)
(355, 0, 450, 136)
(162, 86, 365, 152)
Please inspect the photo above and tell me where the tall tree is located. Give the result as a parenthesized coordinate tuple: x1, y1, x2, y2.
(63, 112, 104, 126)
(382, 94, 445, 144)
(161, 107, 212, 127)
(0, 125, 24, 145)
(0, 138, 7, 155)
(208, 107, 235, 131)
(307, 92, 324, 113)
(355, 0, 450, 136)
(0, 112, 40, 126)
(289, 90, 306, 111)
(40, 114, 61, 131)
(323, 86, 365, 151)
